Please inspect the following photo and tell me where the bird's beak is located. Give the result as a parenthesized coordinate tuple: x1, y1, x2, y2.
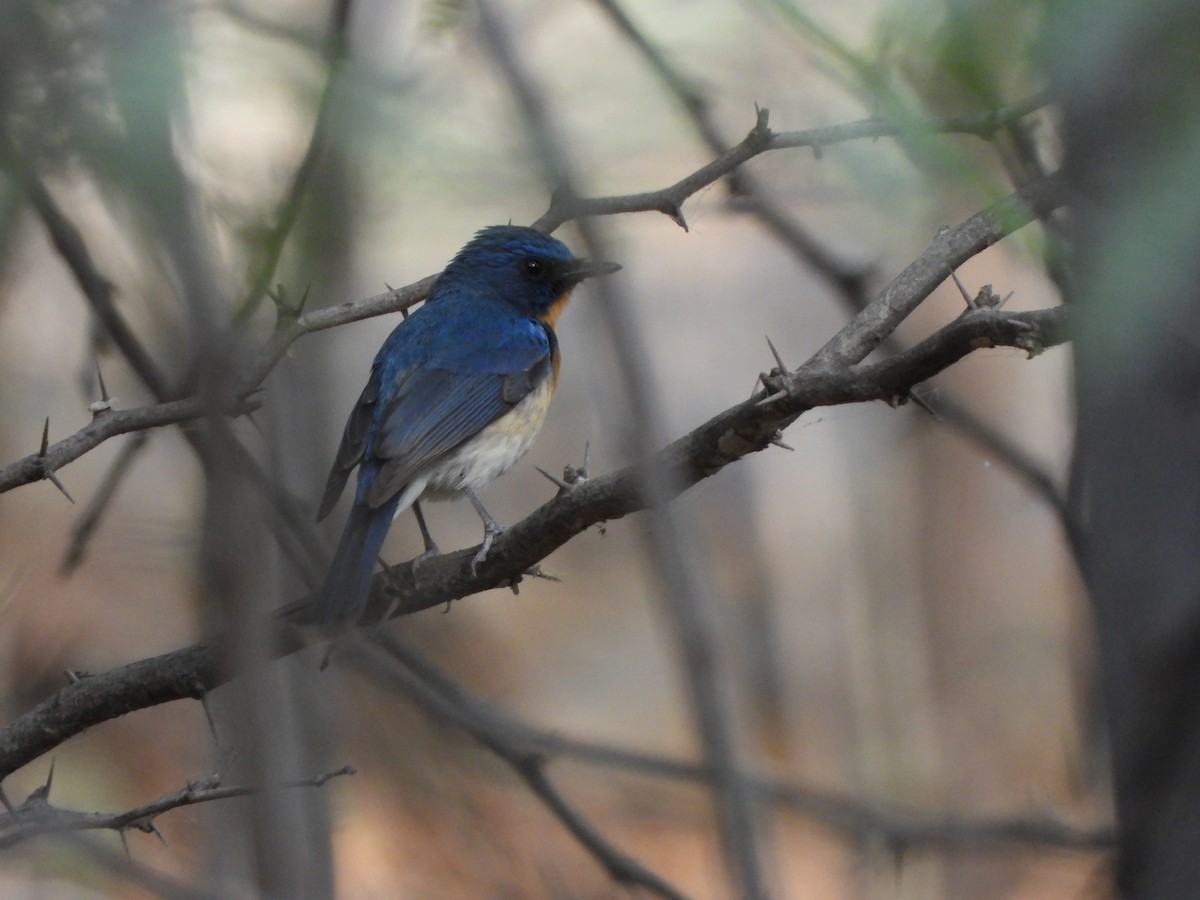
(560, 257, 622, 284)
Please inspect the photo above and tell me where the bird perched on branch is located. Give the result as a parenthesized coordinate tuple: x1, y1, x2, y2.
(316, 225, 620, 627)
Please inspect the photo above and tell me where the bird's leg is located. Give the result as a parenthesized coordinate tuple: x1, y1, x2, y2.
(409, 499, 443, 581)
(412, 500, 441, 557)
(466, 489, 505, 574)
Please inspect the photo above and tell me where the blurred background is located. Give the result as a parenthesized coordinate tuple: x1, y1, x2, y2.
(0, 0, 1102, 896)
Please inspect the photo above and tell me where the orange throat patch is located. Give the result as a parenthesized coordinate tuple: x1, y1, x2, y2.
(539, 291, 572, 331)
(538, 292, 571, 385)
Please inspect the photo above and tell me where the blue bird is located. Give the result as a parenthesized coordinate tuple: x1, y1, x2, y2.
(316, 225, 620, 626)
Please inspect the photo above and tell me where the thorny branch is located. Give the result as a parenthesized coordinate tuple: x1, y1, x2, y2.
(0, 175, 1068, 781)
(2, 108, 1051, 502)
(588, 0, 1072, 539)
(0, 765, 354, 850)
(0, 92, 1078, 871)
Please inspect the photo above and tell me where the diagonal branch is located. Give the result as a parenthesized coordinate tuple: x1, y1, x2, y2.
(0, 302, 1067, 781)
(355, 632, 687, 900)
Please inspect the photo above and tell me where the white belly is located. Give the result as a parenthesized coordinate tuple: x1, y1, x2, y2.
(419, 377, 554, 501)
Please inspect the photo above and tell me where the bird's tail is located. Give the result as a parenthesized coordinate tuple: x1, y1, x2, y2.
(317, 495, 400, 627)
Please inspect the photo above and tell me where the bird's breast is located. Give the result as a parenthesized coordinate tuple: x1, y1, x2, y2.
(420, 377, 555, 500)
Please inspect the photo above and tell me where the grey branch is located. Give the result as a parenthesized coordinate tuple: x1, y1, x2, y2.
(0, 766, 354, 850)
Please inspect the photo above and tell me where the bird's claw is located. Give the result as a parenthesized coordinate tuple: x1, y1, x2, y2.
(470, 522, 506, 575)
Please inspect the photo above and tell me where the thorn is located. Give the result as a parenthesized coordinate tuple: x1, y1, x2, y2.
(951, 271, 975, 307)
(200, 693, 220, 745)
(581, 441, 591, 478)
(765, 335, 790, 374)
(756, 389, 788, 407)
(148, 819, 168, 846)
(119, 828, 131, 860)
(769, 434, 794, 451)
(908, 390, 939, 418)
(524, 564, 562, 583)
(97, 362, 110, 400)
(44, 758, 56, 796)
(812, 142, 823, 160)
(666, 202, 689, 232)
(38, 418, 75, 504)
(64, 669, 86, 684)
(535, 465, 573, 493)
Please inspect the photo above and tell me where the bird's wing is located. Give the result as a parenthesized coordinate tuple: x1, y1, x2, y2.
(364, 337, 553, 509)
(317, 365, 381, 521)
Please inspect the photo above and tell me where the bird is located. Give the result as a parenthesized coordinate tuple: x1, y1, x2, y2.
(315, 225, 620, 627)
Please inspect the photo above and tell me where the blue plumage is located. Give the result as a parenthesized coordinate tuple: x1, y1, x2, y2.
(316, 226, 620, 626)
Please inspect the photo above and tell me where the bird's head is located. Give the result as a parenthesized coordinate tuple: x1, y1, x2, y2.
(440, 225, 620, 319)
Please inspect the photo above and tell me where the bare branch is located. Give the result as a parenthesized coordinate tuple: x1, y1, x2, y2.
(809, 174, 1066, 370)
(0, 396, 252, 496)
(0, 766, 353, 850)
(0, 300, 1066, 778)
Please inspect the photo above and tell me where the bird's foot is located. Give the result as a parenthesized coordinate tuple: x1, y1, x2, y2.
(410, 541, 442, 580)
(470, 519, 506, 575)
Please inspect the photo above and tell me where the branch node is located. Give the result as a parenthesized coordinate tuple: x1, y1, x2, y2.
(974, 284, 1010, 309)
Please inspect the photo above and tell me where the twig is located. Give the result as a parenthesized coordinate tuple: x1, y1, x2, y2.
(808, 174, 1065, 370)
(0, 396, 253, 496)
(0, 766, 354, 850)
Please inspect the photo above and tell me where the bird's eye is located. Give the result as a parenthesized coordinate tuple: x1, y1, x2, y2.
(523, 258, 546, 281)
